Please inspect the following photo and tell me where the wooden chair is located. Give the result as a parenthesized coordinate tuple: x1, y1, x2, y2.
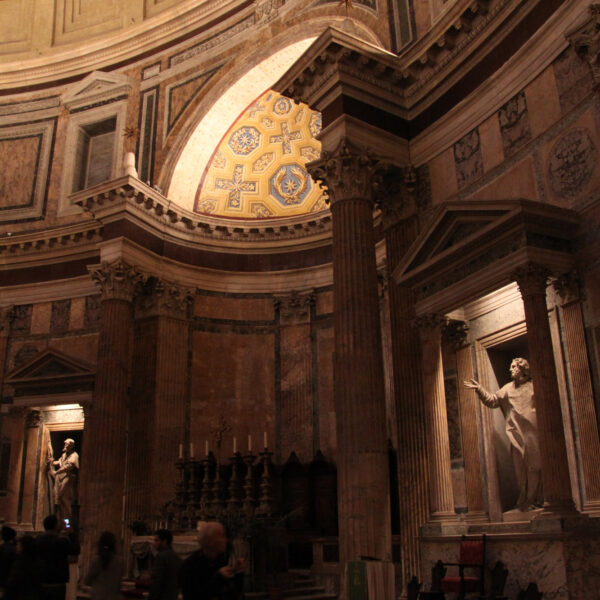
(440, 535, 486, 599)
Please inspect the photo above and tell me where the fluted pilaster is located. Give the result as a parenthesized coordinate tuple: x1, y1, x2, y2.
(415, 314, 455, 519)
(384, 215, 430, 586)
(513, 263, 576, 514)
(553, 273, 600, 510)
(309, 138, 391, 564)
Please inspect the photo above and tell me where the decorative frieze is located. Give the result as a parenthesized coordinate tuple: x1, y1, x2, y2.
(136, 278, 194, 320)
(274, 290, 315, 325)
(89, 260, 145, 303)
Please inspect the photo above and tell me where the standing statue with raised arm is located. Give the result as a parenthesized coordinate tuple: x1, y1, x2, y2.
(464, 358, 543, 510)
(47, 438, 79, 521)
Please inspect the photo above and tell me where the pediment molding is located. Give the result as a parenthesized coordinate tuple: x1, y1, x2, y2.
(393, 199, 579, 316)
(61, 71, 133, 111)
(5, 347, 96, 397)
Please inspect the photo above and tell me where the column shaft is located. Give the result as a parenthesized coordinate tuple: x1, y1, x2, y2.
(332, 196, 391, 563)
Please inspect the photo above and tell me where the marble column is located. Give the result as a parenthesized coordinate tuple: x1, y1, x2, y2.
(383, 204, 430, 583)
(553, 273, 600, 512)
(81, 260, 143, 565)
(309, 138, 391, 564)
(513, 264, 576, 514)
(128, 278, 192, 526)
(416, 314, 456, 521)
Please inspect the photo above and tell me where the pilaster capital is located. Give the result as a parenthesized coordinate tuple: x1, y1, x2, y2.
(89, 260, 145, 302)
(136, 277, 194, 320)
(307, 137, 386, 205)
(274, 290, 315, 325)
(552, 270, 581, 305)
(0, 305, 14, 336)
(567, 4, 600, 83)
(26, 409, 41, 428)
(412, 313, 448, 340)
(442, 319, 469, 350)
(512, 263, 551, 298)
(375, 165, 418, 228)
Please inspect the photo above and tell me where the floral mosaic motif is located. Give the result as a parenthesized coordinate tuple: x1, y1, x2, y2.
(498, 91, 531, 156)
(216, 164, 257, 209)
(252, 152, 275, 173)
(300, 146, 320, 162)
(273, 96, 292, 115)
(548, 128, 598, 199)
(310, 194, 328, 212)
(295, 108, 305, 123)
(454, 128, 483, 188)
(250, 202, 274, 218)
(247, 100, 266, 118)
(309, 112, 322, 137)
(228, 126, 261, 155)
(270, 122, 302, 155)
(270, 164, 312, 206)
(261, 117, 275, 128)
(198, 198, 217, 213)
(212, 150, 226, 169)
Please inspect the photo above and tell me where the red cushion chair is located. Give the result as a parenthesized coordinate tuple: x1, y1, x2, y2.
(440, 535, 486, 599)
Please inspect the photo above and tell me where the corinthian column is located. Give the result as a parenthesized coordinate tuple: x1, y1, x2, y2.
(81, 260, 143, 564)
(513, 264, 576, 515)
(309, 138, 392, 565)
(415, 314, 456, 520)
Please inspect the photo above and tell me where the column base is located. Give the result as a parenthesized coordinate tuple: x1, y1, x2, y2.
(422, 512, 466, 536)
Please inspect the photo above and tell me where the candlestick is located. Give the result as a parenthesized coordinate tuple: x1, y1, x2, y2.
(190, 442, 194, 459)
(205, 440, 209, 456)
(248, 434, 252, 452)
(233, 436, 237, 454)
(179, 444, 183, 460)
(263, 431, 267, 449)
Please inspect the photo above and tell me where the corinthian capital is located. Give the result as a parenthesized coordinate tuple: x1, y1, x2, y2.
(568, 4, 600, 83)
(512, 263, 551, 298)
(274, 290, 315, 325)
(307, 137, 384, 205)
(136, 277, 194, 319)
(89, 260, 145, 302)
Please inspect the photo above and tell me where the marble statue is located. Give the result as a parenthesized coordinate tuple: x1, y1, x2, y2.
(464, 358, 543, 510)
(47, 438, 79, 520)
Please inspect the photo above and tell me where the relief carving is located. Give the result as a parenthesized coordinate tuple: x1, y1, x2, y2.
(89, 260, 145, 303)
(567, 4, 600, 83)
(136, 277, 194, 319)
(498, 91, 531, 156)
(454, 129, 483, 188)
(548, 128, 598, 199)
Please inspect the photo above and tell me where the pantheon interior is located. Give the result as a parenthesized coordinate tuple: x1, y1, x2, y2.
(1, 0, 600, 598)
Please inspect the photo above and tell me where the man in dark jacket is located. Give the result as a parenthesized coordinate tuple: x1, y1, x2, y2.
(36, 514, 79, 600)
(180, 522, 246, 600)
(148, 529, 182, 600)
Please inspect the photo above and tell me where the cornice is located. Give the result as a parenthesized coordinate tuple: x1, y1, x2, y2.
(71, 176, 333, 253)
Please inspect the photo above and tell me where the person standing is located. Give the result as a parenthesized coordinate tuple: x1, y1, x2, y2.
(37, 514, 79, 600)
(0, 526, 17, 596)
(84, 531, 124, 600)
(4, 535, 44, 600)
(180, 522, 246, 600)
(148, 529, 181, 600)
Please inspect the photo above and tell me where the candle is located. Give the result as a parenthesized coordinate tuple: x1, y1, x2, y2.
(178, 444, 183, 460)
(248, 434, 252, 452)
(233, 437, 237, 454)
(190, 443, 194, 459)
(264, 431, 267, 449)
(205, 440, 209, 456)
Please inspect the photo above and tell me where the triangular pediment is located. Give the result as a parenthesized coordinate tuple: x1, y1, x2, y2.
(5, 348, 95, 397)
(61, 71, 133, 110)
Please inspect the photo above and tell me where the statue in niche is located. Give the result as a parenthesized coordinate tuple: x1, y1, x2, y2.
(464, 358, 543, 511)
(47, 438, 79, 520)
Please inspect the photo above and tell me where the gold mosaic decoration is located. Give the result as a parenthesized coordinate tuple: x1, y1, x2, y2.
(194, 90, 326, 219)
